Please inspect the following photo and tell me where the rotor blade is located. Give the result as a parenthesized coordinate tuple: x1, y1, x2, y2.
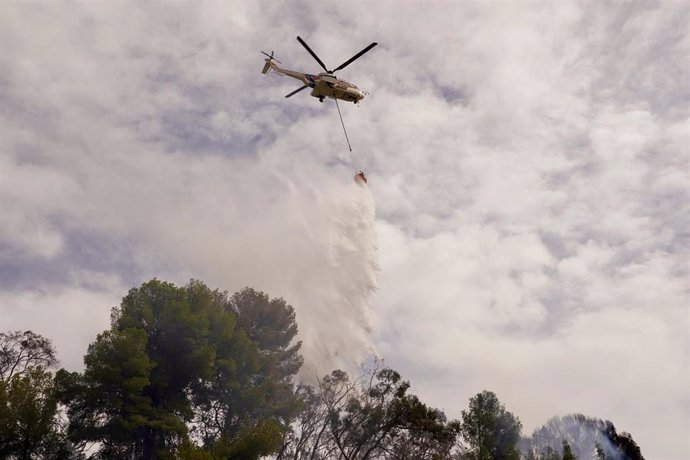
(296, 36, 329, 72)
(332, 42, 378, 72)
(261, 50, 281, 64)
(285, 84, 309, 98)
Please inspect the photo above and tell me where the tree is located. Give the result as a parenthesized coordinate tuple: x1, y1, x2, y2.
(601, 424, 644, 460)
(522, 414, 644, 460)
(60, 279, 304, 459)
(213, 288, 303, 448)
(0, 330, 57, 380)
(191, 286, 304, 457)
(562, 440, 576, 460)
(228, 288, 302, 376)
(460, 390, 522, 460)
(278, 364, 460, 459)
(0, 330, 69, 459)
(61, 279, 233, 458)
(526, 446, 561, 460)
(276, 383, 332, 459)
(59, 327, 160, 457)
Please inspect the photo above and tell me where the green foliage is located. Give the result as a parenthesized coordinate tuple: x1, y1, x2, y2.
(60, 279, 303, 459)
(460, 390, 522, 460)
(3, 283, 650, 460)
(0, 368, 59, 458)
(0, 331, 69, 460)
(216, 418, 284, 459)
(215, 288, 302, 438)
(61, 327, 157, 451)
(61, 280, 231, 457)
(193, 288, 303, 449)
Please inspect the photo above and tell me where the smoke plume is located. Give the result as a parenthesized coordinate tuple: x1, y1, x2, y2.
(520, 414, 644, 460)
(171, 165, 380, 376)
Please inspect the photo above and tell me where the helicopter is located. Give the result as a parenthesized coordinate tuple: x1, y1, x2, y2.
(261, 36, 377, 104)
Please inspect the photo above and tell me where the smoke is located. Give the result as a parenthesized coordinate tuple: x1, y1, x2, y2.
(156, 163, 381, 376)
(520, 414, 638, 460)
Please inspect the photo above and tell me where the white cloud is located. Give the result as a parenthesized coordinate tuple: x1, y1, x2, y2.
(0, 1, 687, 458)
(0, 277, 124, 371)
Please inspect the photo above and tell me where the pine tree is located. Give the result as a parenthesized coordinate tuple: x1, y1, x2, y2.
(562, 440, 576, 460)
(460, 390, 522, 460)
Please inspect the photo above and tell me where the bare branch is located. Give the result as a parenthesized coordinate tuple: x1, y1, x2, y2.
(0, 330, 58, 380)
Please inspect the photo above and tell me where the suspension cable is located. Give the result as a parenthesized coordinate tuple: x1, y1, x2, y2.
(335, 97, 353, 152)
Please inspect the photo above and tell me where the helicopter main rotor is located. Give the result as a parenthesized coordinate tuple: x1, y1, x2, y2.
(296, 36, 377, 74)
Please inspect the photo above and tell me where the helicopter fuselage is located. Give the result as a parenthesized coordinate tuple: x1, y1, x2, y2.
(263, 60, 366, 103)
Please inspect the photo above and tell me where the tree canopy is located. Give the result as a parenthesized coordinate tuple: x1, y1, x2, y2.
(278, 364, 460, 459)
(59, 279, 304, 459)
(0, 331, 69, 459)
(2, 278, 646, 459)
(460, 390, 522, 460)
(522, 414, 645, 460)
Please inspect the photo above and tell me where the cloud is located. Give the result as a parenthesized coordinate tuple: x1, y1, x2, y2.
(0, 1, 381, 373)
(0, 277, 123, 371)
(0, 1, 687, 458)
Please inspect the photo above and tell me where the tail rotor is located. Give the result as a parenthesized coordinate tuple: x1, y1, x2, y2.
(260, 50, 281, 74)
(260, 50, 281, 64)
(260, 50, 281, 75)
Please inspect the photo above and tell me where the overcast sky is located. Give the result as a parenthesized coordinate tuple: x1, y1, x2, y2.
(1, 1, 688, 458)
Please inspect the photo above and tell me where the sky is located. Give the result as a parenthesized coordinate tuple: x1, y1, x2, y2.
(0, 0, 688, 458)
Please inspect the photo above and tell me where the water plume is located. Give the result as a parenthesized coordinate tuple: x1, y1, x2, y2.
(280, 177, 379, 377)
